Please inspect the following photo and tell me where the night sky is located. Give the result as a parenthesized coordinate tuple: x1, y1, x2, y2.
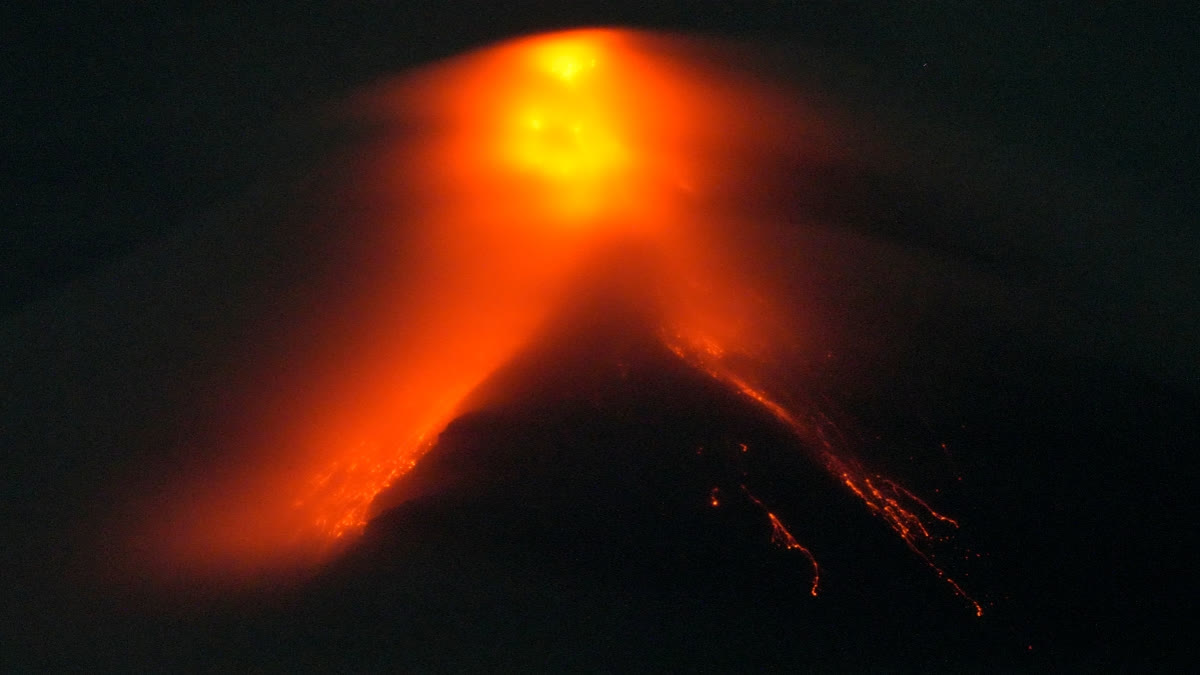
(4, 3, 1198, 671)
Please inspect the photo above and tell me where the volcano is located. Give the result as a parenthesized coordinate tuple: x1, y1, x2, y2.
(5, 15, 1197, 673)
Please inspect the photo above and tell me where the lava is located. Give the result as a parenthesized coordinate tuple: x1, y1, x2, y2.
(666, 335, 984, 615)
(132, 27, 981, 614)
(742, 486, 820, 597)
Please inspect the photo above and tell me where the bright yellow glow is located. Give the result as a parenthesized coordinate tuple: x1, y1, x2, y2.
(383, 28, 713, 229)
(534, 39, 600, 82)
(500, 35, 634, 220)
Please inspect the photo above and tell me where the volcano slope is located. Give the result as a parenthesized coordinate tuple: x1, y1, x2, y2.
(7, 210, 1192, 672)
(158, 244, 1195, 672)
(192, 254, 1008, 672)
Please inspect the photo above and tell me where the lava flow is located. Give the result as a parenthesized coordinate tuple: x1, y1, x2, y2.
(739, 485, 821, 598)
(133, 28, 981, 614)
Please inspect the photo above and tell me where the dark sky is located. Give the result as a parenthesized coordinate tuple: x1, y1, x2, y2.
(3, 3, 1198, 670)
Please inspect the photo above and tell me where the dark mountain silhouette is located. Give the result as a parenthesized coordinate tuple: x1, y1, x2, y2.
(5, 225, 1194, 671)
(213, 245, 1010, 671)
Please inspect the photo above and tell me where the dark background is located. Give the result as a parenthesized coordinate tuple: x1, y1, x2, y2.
(3, 2, 1198, 671)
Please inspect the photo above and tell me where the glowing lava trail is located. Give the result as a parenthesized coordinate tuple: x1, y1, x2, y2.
(741, 486, 821, 597)
(667, 339, 984, 616)
(136, 29, 981, 614)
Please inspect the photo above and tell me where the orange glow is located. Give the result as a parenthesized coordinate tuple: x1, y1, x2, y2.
(361, 28, 731, 230)
(134, 28, 783, 578)
(127, 28, 981, 615)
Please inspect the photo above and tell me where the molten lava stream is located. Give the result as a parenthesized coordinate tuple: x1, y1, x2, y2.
(130, 28, 981, 615)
